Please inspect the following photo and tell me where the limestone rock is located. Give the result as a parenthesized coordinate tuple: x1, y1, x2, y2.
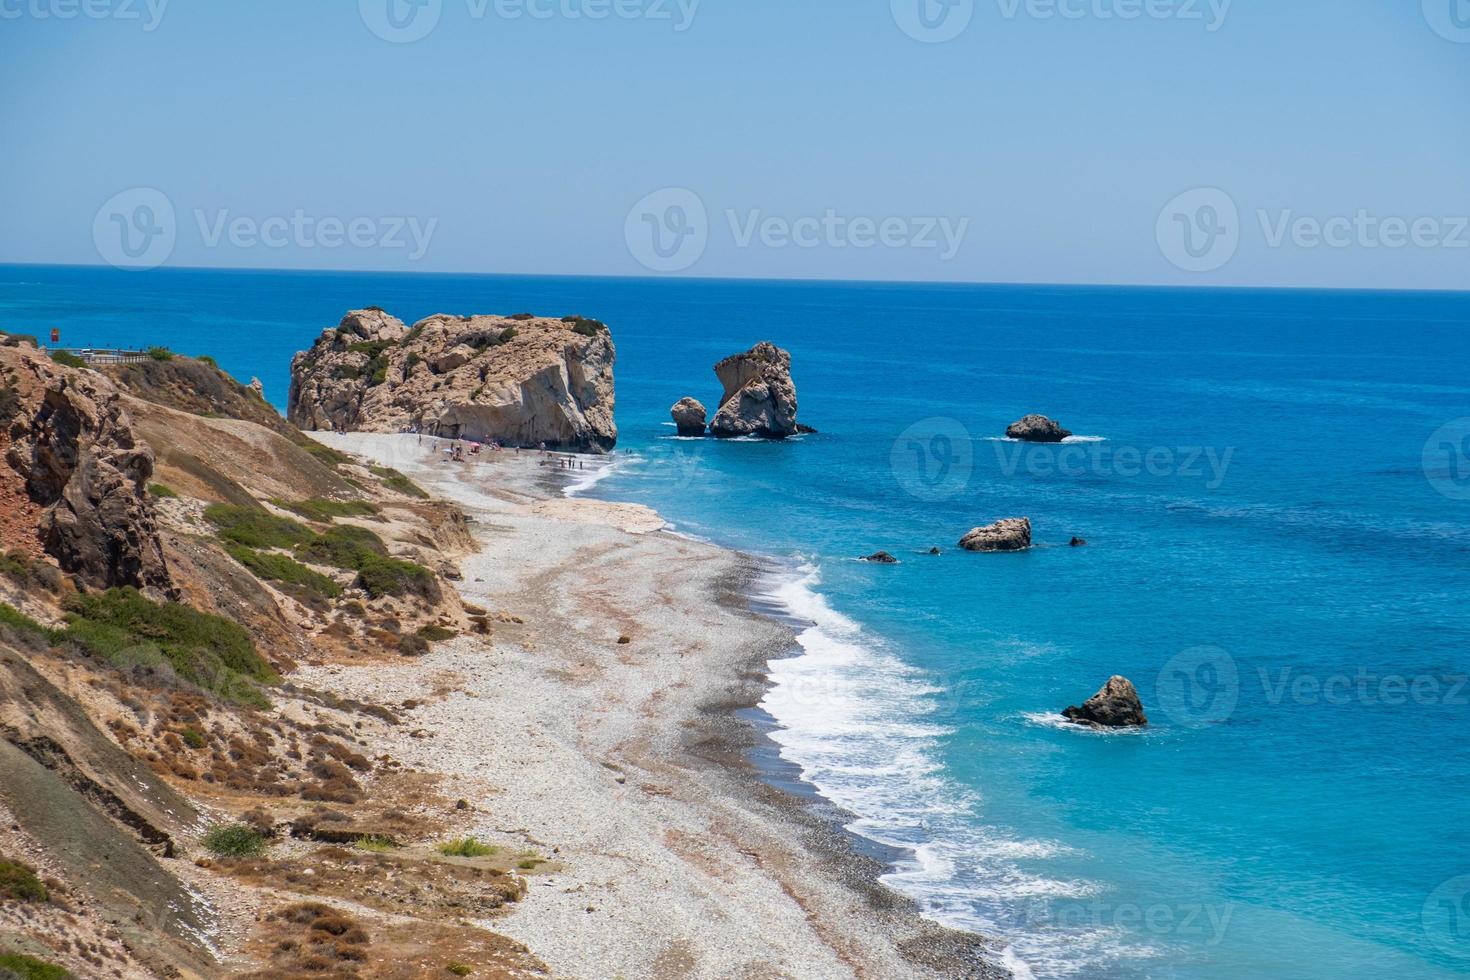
(670, 397, 707, 437)
(860, 551, 899, 564)
(1063, 676, 1148, 729)
(247, 377, 264, 399)
(958, 518, 1032, 552)
(1006, 414, 1072, 443)
(288, 310, 617, 453)
(1, 346, 172, 594)
(709, 342, 801, 439)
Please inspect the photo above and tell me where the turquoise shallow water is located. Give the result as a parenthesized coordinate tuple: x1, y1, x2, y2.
(3, 265, 1469, 978)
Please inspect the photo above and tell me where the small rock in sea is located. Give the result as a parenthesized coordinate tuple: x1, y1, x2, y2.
(861, 552, 899, 564)
(1006, 414, 1073, 443)
(1063, 676, 1148, 728)
(1070, 537, 1087, 547)
(928, 547, 942, 555)
(958, 518, 1032, 552)
(670, 397, 707, 436)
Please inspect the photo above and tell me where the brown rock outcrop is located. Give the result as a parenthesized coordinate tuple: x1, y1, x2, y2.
(1, 346, 172, 594)
(1006, 414, 1072, 443)
(289, 310, 617, 453)
(671, 397, 707, 437)
(709, 342, 801, 439)
(957, 518, 1032, 553)
(1063, 676, 1148, 728)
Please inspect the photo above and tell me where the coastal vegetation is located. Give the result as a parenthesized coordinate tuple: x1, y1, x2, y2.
(0, 855, 48, 902)
(0, 953, 72, 980)
(203, 824, 268, 857)
(437, 837, 498, 858)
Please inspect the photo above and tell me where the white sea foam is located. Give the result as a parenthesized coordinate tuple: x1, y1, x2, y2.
(561, 452, 636, 498)
(752, 561, 1145, 977)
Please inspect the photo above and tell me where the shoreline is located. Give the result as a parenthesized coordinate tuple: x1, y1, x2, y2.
(303, 433, 1007, 979)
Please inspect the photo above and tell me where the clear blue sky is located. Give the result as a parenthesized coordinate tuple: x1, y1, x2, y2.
(2, 0, 1467, 289)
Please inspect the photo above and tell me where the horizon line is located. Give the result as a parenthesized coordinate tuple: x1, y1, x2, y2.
(1, 261, 1467, 299)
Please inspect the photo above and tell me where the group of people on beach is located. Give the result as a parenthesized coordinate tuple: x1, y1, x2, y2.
(401, 425, 587, 470)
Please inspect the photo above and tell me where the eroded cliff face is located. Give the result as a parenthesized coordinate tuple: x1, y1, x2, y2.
(289, 309, 617, 453)
(709, 341, 800, 438)
(0, 344, 172, 595)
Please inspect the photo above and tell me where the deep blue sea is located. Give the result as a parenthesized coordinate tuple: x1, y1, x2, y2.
(4, 265, 1469, 979)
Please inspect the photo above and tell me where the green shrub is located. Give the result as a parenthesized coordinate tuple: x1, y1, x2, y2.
(146, 346, 174, 362)
(0, 332, 39, 348)
(405, 352, 423, 371)
(296, 524, 386, 569)
(298, 440, 353, 468)
(0, 603, 56, 642)
(50, 350, 87, 370)
(356, 556, 439, 602)
(205, 504, 314, 549)
(61, 588, 278, 707)
(354, 835, 395, 853)
(506, 312, 536, 321)
(369, 466, 428, 499)
(0, 857, 48, 902)
(566, 316, 607, 337)
(195, 354, 218, 368)
(447, 964, 473, 977)
(181, 727, 207, 749)
(203, 824, 266, 857)
(149, 483, 178, 499)
(0, 953, 72, 980)
(437, 838, 496, 858)
(417, 625, 455, 642)
(224, 544, 342, 600)
(272, 498, 379, 522)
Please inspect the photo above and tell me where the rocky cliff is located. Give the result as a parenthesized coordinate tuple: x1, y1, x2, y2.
(709, 341, 802, 438)
(0, 344, 172, 595)
(289, 309, 617, 453)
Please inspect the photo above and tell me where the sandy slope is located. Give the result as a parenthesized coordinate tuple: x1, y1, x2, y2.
(293, 434, 1003, 980)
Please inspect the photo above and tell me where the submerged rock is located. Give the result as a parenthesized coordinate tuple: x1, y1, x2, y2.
(288, 310, 617, 453)
(1006, 414, 1072, 443)
(1070, 537, 1087, 547)
(670, 397, 707, 437)
(958, 518, 1032, 552)
(709, 342, 801, 439)
(928, 547, 942, 556)
(860, 551, 899, 564)
(1063, 676, 1148, 729)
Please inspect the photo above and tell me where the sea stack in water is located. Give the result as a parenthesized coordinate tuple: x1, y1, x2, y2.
(1006, 414, 1072, 443)
(1063, 676, 1148, 729)
(709, 342, 801, 438)
(288, 310, 617, 453)
(958, 518, 1032, 552)
(670, 397, 707, 437)
(861, 551, 899, 564)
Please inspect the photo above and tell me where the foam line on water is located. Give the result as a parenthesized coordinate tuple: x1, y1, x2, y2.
(752, 560, 1156, 977)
